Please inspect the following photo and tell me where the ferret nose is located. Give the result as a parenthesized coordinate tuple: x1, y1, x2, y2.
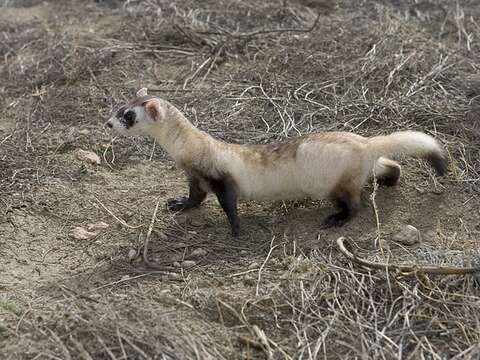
(105, 121, 113, 128)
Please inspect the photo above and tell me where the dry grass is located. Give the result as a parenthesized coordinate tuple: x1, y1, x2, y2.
(1, 0, 480, 359)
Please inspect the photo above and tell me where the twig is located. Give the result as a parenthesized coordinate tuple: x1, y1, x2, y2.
(256, 236, 278, 296)
(227, 268, 260, 278)
(94, 197, 143, 229)
(337, 237, 478, 275)
(148, 140, 156, 161)
(198, 13, 321, 39)
(120, 333, 152, 360)
(103, 137, 116, 170)
(370, 166, 383, 252)
(142, 198, 173, 271)
(70, 336, 94, 360)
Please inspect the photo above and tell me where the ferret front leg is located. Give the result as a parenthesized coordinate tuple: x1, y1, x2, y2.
(167, 177, 207, 211)
(323, 189, 360, 228)
(209, 178, 240, 236)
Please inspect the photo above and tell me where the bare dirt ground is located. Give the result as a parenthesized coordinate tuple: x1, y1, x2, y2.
(1, 0, 480, 358)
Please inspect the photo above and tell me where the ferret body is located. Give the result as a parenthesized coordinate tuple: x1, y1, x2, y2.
(106, 88, 447, 236)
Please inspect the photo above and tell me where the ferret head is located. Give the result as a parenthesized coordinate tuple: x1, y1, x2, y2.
(106, 88, 167, 135)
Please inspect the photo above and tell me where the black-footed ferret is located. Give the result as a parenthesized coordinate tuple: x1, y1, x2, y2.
(106, 88, 447, 236)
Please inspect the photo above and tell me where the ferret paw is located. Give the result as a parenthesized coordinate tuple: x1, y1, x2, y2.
(167, 197, 190, 211)
(322, 213, 349, 228)
(231, 223, 240, 237)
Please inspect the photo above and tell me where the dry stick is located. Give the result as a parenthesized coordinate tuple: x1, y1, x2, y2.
(120, 333, 152, 360)
(102, 137, 116, 170)
(252, 326, 274, 360)
(218, 299, 287, 359)
(256, 236, 278, 296)
(370, 167, 383, 252)
(148, 140, 156, 161)
(94, 197, 143, 229)
(141, 198, 173, 271)
(336, 237, 478, 275)
(96, 336, 116, 360)
(70, 336, 94, 360)
(201, 43, 224, 83)
(183, 56, 211, 89)
(198, 12, 320, 38)
(116, 327, 127, 360)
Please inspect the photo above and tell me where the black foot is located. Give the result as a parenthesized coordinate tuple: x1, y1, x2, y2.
(231, 222, 240, 237)
(167, 197, 191, 212)
(322, 212, 349, 228)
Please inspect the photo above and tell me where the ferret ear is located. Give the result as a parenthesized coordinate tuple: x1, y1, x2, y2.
(136, 88, 148, 97)
(144, 99, 163, 121)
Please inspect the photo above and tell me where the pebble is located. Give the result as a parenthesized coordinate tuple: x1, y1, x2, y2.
(173, 262, 181, 267)
(191, 248, 207, 257)
(182, 260, 196, 267)
(166, 272, 180, 280)
(127, 249, 137, 262)
(75, 149, 101, 165)
(248, 262, 260, 270)
(392, 225, 421, 245)
(70, 226, 98, 240)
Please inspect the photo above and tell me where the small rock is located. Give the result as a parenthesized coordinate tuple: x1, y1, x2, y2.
(166, 272, 181, 280)
(127, 249, 137, 262)
(392, 225, 421, 245)
(182, 260, 196, 267)
(173, 262, 182, 267)
(191, 248, 207, 257)
(189, 219, 206, 227)
(128, 155, 142, 162)
(248, 262, 260, 270)
(78, 129, 90, 135)
(70, 226, 98, 240)
(121, 275, 130, 281)
(87, 221, 109, 231)
(154, 230, 168, 241)
(75, 149, 101, 165)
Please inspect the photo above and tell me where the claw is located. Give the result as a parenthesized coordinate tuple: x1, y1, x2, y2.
(167, 197, 189, 211)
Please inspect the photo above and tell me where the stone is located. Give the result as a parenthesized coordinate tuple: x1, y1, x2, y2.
(182, 260, 196, 267)
(191, 248, 207, 257)
(70, 226, 98, 240)
(392, 225, 421, 245)
(75, 149, 101, 165)
(127, 249, 137, 262)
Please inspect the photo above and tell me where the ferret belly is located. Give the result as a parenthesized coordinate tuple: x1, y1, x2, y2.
(232, 165, 328, 201)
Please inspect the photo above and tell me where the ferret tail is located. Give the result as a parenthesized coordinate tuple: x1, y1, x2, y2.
(366, 131, 447, 175)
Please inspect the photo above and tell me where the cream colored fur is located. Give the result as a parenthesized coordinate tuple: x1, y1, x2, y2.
(107, 95, 445, 203)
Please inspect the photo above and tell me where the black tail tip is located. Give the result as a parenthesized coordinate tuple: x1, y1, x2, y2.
(426, 152, 448, 176)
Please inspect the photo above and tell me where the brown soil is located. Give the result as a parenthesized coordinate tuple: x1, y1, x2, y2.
(1, 0, 480, 359)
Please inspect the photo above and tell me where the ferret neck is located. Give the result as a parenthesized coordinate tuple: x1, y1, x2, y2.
(149, 104, 213, 162)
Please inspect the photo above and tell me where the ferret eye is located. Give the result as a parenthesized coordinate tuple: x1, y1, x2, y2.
(123, 110, 136, 127)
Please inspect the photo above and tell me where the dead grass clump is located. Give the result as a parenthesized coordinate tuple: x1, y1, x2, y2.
(269, 252, 480, 358)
